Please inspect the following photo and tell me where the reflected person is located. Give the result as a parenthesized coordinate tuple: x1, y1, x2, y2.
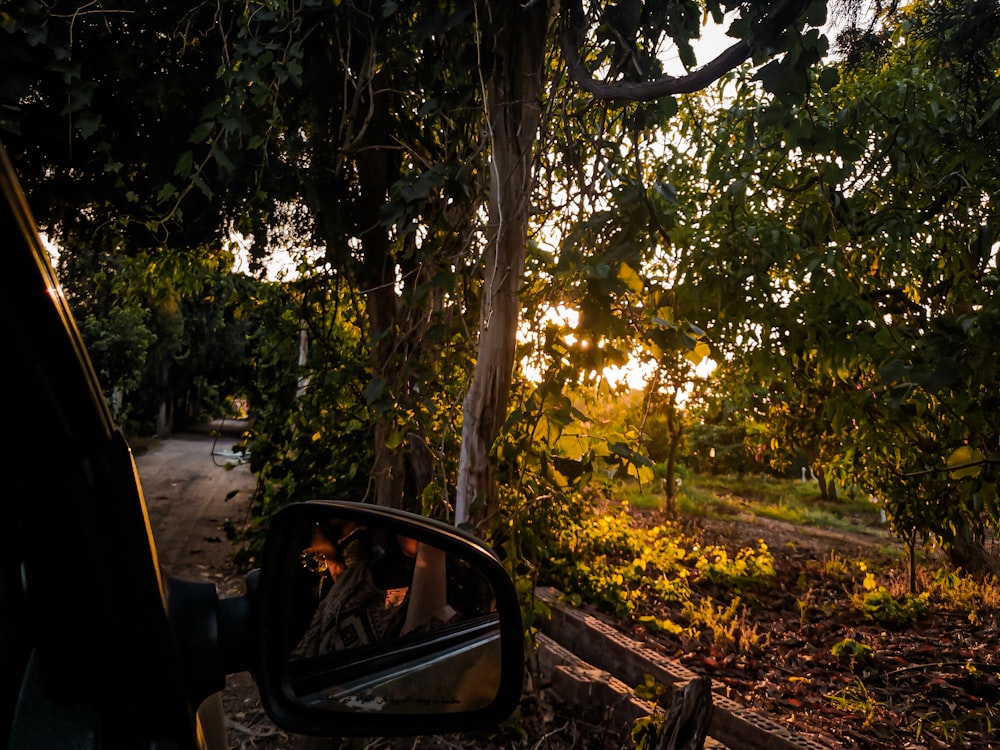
(291, 520, 459, 660)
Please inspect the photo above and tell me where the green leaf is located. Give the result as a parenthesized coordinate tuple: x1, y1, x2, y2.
(364, 377, 386, 405)
(75, 113, 101, 139)
(189, 121, 214, 144)
(534, 414, 562, 444)
(175, 150, 194, 178)
(684, 340, 711, 366)
(285, 59, 304, 83)
(946, 446, 984, 479)
(401, 167, 444, 202)
(618, 262, 644, 293)
(210, 143, 235, 174)
(191, 174, 214, 200)
(753, 58, 808, 103)
(608, 441, 632, 459)
(156, 182, 177, 202)
(818, 66, 840, 93)
(652, 316, 677, 329)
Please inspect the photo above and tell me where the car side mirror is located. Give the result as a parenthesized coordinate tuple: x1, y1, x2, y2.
(251, 501, 525, 737)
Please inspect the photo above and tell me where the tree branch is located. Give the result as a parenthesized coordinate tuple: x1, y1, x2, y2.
(898, 457, 1000, 479)
(559, 0, 815, 102)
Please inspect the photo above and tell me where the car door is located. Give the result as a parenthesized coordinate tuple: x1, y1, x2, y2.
(1, 146, 212, 750)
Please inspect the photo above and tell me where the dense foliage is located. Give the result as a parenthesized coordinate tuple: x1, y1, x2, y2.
(5, 2, 999, 745)
(2, 0, 997, 579)
(644, 0, 1000, 575)
(0, 0, 829, 531)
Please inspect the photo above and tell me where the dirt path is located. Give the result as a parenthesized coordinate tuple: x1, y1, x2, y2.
(693, 512, 902, 561)
(134, 426, 298, 750)
(136, 426, 255, 589)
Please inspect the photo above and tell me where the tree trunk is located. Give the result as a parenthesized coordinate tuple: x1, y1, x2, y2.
(664, 397, 683, 516)
(353, 68, 405, 509)
(455, 2, 549, 529)
(364, 225, 406, 510)
(156, 399, 172, 439)
(949, 528, 1000, 578)
(815, 466, 836, 501)
(655, 677, 712, 750)
(906, 533, 917, 594)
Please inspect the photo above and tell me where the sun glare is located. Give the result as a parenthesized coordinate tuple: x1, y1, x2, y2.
(520, 301, 717, 400)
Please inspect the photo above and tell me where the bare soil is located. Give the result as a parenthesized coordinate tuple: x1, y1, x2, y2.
(627, 507, 1000, 750)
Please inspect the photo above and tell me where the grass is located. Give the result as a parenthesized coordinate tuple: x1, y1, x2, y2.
(625, 472, 886, 538)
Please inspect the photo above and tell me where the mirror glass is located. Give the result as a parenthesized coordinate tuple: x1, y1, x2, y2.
(278, 511, 505, 715)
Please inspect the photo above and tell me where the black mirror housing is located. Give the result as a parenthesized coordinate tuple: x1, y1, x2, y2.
(251, 501, 525, 737)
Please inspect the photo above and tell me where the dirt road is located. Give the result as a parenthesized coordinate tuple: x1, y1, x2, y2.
(135, 425, 255, 590)
(134, 426, 299, 749)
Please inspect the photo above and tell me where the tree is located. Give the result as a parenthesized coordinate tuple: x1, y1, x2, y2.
(456, 0, 827, 529)
(3, 1, 487, 507)
(640, 363, 694, 516)
(650, 0, 1000, 575)
(0, 3, 242, 248)
(810, 0, 1000, 576)
(454, 2, 550, 526)
(1, 3, 262, 431)
(2, 0, 830, 536)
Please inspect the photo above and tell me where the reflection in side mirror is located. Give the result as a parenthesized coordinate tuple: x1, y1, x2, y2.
(287, 529, 502, 713)
(253, 501, 524, 737)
